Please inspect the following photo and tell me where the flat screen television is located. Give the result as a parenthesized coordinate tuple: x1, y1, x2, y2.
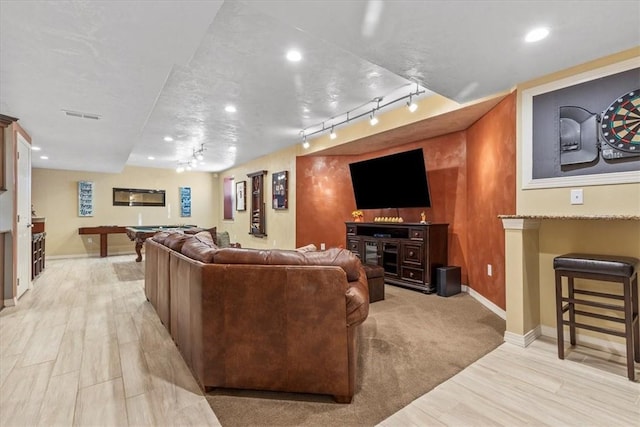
(348, 148, 431, 209)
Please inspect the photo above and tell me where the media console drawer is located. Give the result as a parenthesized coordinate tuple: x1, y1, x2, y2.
(402, 243, 423, 265)
(401, 266, 423, 282)
(409, 228, 425, 240)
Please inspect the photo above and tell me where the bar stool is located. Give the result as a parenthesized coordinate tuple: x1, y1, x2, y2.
(554, 253, 639, 381)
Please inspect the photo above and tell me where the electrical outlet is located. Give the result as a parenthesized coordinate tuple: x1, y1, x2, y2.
(570, 188, 583, 205)
(320, 243, 326, 250)
(487, 264, 492, 276)
(273, 240, 277, 247)
(87, 237, 93, 244)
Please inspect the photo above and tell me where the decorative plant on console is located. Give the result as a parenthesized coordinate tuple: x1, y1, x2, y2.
(352, 210, 364, 222)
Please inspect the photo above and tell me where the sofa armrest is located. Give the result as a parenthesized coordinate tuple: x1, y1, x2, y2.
(346, 264, 369, 327)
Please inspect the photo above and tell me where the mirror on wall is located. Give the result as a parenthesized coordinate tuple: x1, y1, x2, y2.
(113, 188, 166, 207)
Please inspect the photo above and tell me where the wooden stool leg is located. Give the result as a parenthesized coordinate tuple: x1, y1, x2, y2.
(568, 276, 576, 346)
(632, 275, 639, 363)
(555, 270, 565, 359)
(623, 277, 635, 381)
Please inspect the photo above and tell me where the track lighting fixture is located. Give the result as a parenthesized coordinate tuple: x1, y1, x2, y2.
(407, 95, 418, 112)
(175, 143, 206, 172)
(301, 134, 310, 149)
(300, 84, 424, 141)
(369, 110, 379, 126)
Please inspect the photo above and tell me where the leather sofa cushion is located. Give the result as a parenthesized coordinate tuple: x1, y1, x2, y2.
(152, 231, 172, 244)
(304, 248, 361, 281)
(164, 232, 192, 251)
(194, 231, 215, 246)
(181, 234, 219, 263)
(296, 243, 317, 252)
(213, 247, 361, 281)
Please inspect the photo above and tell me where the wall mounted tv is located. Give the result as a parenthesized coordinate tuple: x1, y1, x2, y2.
(348, 148, 431, 209)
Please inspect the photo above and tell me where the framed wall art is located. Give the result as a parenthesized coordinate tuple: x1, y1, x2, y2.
(272, 171, 288, 210)
(522, 57, 640, 189)
(179, 186, 191, 217)
(78, 181, 94, 216)
(236, 180, 246, 211)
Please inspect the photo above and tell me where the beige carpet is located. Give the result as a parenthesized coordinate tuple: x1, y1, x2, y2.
(206, 284, 505, 426)
(112, 260, 144, 281)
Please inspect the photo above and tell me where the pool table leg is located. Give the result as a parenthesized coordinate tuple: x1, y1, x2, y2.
(135, 240, 143, 262)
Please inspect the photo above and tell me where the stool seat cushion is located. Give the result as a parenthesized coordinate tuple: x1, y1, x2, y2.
(362, 264, 385, 279)
(553, 253, 639, 278)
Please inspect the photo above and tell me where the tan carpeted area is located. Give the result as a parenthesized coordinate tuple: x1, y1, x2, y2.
(112, 260, 144, 282)
(206, 284, 505, 426)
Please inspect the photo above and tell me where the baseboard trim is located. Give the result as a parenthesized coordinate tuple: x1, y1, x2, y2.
(540, 325, 627, 356)
(46, 251, 136, 260)
(504, 326, 541, 347)
(3, 297, 17, 307)
(462, 285, 506, 320)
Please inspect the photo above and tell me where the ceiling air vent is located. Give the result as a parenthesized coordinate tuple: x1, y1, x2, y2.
(62, 109, 101, 120)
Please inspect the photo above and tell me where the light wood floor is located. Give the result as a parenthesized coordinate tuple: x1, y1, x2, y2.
(1, 256, 638, 426)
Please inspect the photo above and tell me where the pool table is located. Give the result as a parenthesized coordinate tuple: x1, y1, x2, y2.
(125, 225, 198, 262)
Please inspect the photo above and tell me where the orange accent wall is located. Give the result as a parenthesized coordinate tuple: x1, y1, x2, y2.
(296, 92, 516, 308)
(296, 131, 468, 280)
(465, 93, 516, 309)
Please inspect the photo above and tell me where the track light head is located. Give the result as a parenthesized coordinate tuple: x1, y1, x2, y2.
(330, 126, 337, 139)
(369, 111, 378, 126)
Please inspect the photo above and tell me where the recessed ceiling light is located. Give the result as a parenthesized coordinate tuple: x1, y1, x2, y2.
(525, 27, 549, 43)
(228, 146, 237, 152)
(225, 105, 237, 113)
(147, 156, 155, 160)
(286, 49, 302, 62)
(164, 136, 174, 142)
(40, 155, 48, 160)
(31, 146, 41, 151)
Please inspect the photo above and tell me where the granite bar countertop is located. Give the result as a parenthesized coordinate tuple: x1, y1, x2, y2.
(498, 214, 639, 220)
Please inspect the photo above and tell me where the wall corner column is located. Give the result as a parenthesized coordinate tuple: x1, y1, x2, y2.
(501, 218, 541, 347)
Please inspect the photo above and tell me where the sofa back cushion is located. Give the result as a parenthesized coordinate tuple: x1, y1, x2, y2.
(303, 247, 361, 281)
(152, 231, 172, 245)
(212, 247, 360, 280)
(181, 234, 218, 263)
(164, 232, 192, 252)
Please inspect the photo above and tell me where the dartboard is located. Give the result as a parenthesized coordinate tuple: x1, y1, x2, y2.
(600, 89, 640, 153)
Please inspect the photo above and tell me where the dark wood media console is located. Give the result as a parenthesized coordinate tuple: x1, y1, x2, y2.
(346, 222, 448, 293)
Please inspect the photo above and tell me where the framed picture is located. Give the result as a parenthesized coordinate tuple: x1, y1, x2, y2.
(272, 170, 288, 210)
(179, 186, 191, 217)
(522, 57, 640, 189)
(78, 181, 94, 216)
(236, 180, 246, 211)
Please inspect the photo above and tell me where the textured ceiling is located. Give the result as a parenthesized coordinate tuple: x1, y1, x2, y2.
(1, 0, 639, 173)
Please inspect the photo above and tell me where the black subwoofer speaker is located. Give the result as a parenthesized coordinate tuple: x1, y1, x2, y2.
(437, 266, 461, 297)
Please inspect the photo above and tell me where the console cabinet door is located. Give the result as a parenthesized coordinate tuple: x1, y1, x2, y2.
(362, 239, 381, 266)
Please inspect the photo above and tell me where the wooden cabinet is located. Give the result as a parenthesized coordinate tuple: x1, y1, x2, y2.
(247, 170, 267, 237)
(346, 222, 448, 293)
(32, 232, 45, 279)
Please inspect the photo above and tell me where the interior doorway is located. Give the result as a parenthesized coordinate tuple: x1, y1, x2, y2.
(16, 133, 31, 298)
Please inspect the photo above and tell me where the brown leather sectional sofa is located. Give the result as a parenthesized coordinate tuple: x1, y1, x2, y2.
(144, 230, 369, 403)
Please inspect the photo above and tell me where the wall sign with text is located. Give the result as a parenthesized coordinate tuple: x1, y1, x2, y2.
(180, 186, 191, 217)
(78, 181, 94, 217)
